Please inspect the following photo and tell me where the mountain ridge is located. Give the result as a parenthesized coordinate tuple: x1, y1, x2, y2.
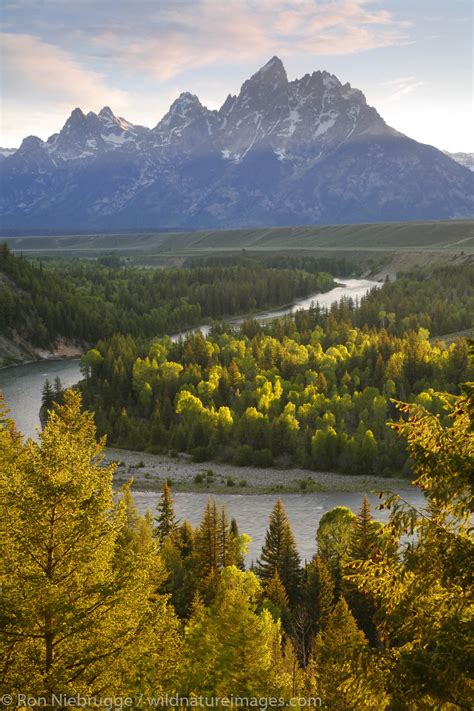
(1, 57, 472, 230)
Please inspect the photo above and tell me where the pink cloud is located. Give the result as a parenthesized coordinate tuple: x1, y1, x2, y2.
(1, 32, 128, 107)
(90, 0, 409, 80)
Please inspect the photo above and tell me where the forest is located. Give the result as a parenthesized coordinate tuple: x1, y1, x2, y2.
(78, 263, 473, 477)
(0, 366, 472, 708)
(0, 244, 335, 348)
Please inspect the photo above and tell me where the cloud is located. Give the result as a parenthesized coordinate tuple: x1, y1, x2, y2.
(0, 1, 411, 145)
(383, 76, 425, 102)
(0, 32, 128, 109)
(64, 0, 410, 80)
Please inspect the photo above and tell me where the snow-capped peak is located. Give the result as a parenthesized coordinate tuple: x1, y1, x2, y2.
(249, 56, 288, 85)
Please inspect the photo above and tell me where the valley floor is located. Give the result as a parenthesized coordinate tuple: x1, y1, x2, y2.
(107, 446, 412, 494)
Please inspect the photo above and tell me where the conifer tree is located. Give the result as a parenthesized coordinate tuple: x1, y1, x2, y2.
(41, 378, 55, 410)
(218, 504, 233, 567)
(230, 516, 245, 569)
(350, 496, 379, 560)
(309, 597, 385, 710)
(0, 389, 180, 696)
(344, 497, 381, 645)
(304, 554, 335, 634)
(179, 519, 195, 557)
(256, 499, 301, 604)
(154, 479, 178, 542)
(180, 566, 284, 696)
(264, 569, 290, 622)
(53, 376, 63, 398)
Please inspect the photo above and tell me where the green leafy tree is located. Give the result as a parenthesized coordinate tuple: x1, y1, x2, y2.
(316, 506, 356, 593)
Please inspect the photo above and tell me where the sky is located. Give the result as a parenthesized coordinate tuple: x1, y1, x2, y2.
(1, 0, 473, 151)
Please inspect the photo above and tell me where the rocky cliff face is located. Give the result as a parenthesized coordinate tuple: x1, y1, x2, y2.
(1, 57, 472, 230)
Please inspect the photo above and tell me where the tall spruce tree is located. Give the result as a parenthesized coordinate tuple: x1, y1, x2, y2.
(256, 499, 301, 604)
(309, 598, 387, 710)
(41, 378, 55, 410)
(305, 554, 335, 634)
(0, 389, 180, 696)
(180, 566, 284, 697)
(218, 504, 234, 567)
(230, 516, 245, 569)
(264, 569, 290, 622)
(154, 479, 178, 542)
(350, 496, 379, 560)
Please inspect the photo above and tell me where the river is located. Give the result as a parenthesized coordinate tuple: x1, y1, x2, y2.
(0, 276, 420, 560)
(0, 278, 379, 439)
(132, 489, 423, 563)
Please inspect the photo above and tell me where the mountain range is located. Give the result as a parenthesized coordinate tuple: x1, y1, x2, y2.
(1, 56, 472, 231)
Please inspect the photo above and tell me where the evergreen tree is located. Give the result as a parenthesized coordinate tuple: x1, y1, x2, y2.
(345, 497, 381, 645)
(41, 378, 55, 410)
(0, 389, 180, 696)
(256, 499, 301, 604)
(230, 516, 245, 569)
(264, 569, 290, 622)
(304, 554, 335, 633)
(218, 504, 232, 567)
(53, 376, 63, 398)
(180, 566, 284, 696)
(310, 598, 387, 710)
(154, 479, 178, 542)
(349, 496, 379, 560)
(350, 386, 474, 709)
(193, 497, 221, 599)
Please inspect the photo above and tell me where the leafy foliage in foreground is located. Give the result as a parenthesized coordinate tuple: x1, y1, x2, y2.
(0, 377, 473, 707)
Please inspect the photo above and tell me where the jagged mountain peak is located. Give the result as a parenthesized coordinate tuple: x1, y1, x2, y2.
(67, 107, 87, 124)
(17, 135, 44, 153)
(241, 55, 289, 98)
(99, 105, 115, 118)
(162, 92, 203, 120)
(252, 56, 287, 80)
(1, 58, 472, 229)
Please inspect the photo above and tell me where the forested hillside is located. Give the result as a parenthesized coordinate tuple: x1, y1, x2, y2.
(0, 244, 334, 350)
(79, 264, 473, 477)
(1, 372, 472, 707)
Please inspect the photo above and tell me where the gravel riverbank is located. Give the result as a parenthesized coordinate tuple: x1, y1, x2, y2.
(107, 447, 412, 494)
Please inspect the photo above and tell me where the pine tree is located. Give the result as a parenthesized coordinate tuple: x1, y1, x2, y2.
(305, 554, 335, 633)
(0, 389, 181, 696)
(154, 479, 178, 542)
(309, 598, 384, 710)
(41, 378, 54, 410)
(256, 499, 301, 604)
(218, 504, 233, 567)
(180, 566, 284, 696)
(345, 496, 381, 645)
(179, 519, 194, 557)
(230, 516, 245, 569)
(350, 496, 379, 560)
(264, 569, 290, 621)
(192, 497, 221, 600)
(53, 376, 63, 398)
